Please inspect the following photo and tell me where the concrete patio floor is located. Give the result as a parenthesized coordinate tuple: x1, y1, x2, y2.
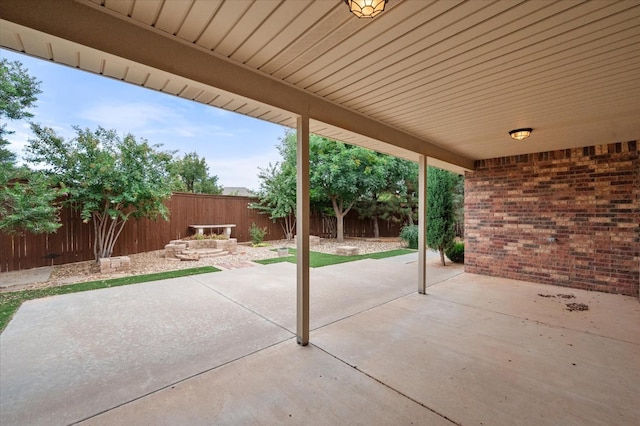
(1, 253, 638, 425)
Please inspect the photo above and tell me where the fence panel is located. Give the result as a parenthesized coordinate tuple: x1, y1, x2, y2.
(1, 193, 403, 272)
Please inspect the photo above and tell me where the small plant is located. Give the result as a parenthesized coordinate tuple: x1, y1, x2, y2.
(399, 224, 419, 249)
(249, 222, 267, 246)
(445, 241, 464, 264)
(400, 225, 418, 250)
(185, 233, 228, 241)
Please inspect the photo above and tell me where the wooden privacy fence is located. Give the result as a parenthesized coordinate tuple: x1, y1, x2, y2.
(0, 192, 403, 272)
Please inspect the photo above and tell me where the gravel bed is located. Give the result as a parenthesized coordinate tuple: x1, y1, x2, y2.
(17, 238, 405, 291)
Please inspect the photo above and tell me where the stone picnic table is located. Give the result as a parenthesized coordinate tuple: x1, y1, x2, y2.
(189, 224, 236, 238)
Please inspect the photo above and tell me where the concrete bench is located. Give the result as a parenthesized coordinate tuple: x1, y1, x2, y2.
(189, 224, 235, 238)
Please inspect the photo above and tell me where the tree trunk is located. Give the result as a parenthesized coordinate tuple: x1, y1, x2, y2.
(439, 247, 446, 266)
(281, 214, 295, 240)
(372, 216, 380, 238)
(406, 210, 414, 225)
(336, 212, 345, 242)
(331, 196, 354, 242)
(92, 208, 129, 261)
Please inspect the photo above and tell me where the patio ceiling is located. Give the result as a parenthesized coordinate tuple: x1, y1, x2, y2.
(1, 0, 639, 171)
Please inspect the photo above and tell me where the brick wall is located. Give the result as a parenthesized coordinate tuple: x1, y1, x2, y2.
(465, 141, 639, 296)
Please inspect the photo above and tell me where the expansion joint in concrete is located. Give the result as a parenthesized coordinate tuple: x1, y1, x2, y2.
(193, 276, 296, 336)
(70, 336, 296, 425)
(311, 344, 461, 425)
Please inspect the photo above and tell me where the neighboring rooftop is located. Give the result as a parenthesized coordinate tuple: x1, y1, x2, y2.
(222, 187, 255, 197)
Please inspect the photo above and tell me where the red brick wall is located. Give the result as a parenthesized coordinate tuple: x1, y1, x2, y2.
(465, 141, 639, 296)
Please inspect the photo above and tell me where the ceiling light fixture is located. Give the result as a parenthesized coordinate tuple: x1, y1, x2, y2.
(509, 128, 533, 141)
(344, 0, 388, 18)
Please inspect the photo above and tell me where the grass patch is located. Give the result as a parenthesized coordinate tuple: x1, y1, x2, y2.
(256, 248, 415, 268)
(0, 266, 220, 333)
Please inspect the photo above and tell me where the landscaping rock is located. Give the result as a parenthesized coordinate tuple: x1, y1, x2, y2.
(164, 243, 187, 258)
(294, 235, 321, 245)
(99, 256, 131, 274)
(277, 248, 289, 257)
(176, 252, 200, 261)
(336, 246, 359, 256)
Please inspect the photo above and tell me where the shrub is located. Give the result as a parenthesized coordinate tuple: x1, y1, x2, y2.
(186, 233, 228, 241)
(249, 222, 267, 246)
(399, 224, 418, 249)
(445, 241, 464, 264)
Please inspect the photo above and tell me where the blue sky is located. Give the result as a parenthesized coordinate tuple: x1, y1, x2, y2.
(2, 48, 287, 190)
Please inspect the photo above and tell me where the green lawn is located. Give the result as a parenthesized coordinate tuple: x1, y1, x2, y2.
(0, 266, 220, 333)
(255, 248, 415, 268)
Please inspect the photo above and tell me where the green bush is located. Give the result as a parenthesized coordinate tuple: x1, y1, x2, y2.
(445, 241, 464, 264)
(186, 233, 228, 241)
(249, 222, 267, 246)
(399, 225, 418, 249)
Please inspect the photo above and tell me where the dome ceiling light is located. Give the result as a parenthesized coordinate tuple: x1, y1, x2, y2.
(509, 128, 533, 141)
(344, 0, 388, 18)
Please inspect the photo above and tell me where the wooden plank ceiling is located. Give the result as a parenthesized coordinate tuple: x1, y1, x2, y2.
(1, 0, 639, 168)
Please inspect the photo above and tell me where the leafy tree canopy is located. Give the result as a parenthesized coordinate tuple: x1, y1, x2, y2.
(255, 130, 420, 242)
(0, 58, 41, 165)
(0, 57, 64, 236)
(25, 125, 175, 260)
(356, 156, 419, 237)
(309, 136, 387, 242)
(0, 166, 66, 235)
(173, 151, 222, 194)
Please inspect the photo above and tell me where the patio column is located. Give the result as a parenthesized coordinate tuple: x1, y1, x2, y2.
(418, 155, 428, 294)
(296, 115, 310, 345)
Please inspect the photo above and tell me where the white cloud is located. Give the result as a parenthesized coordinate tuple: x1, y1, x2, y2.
(78, 101, 237, 144)
(79, 102, 183, 132)
(207, 148, 280, 190)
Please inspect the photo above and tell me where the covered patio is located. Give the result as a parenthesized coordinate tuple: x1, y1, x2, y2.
(1, 1, 638, 424)
(2, 0, 637, 341)
(1, 255, 638, 425)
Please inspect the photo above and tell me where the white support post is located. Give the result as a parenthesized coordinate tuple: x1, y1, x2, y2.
(296, 116, 310, 345)
(418, 155, 428, 294)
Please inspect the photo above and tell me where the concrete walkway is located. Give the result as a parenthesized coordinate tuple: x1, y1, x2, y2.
(0, 266, 52, 290)
(1, 253, 639, 425)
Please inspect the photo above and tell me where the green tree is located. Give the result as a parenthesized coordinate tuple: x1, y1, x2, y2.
(0, 58, 41, 164)
(0, 140, 15, 167)
(452, 173, 465, 238)
(392, 158, 420, 226)
(0, 167, 65, 235)
(253, 131, 404, 242)
(250, 133, 297, 240)
(0, 57, 64, 236)
(357, 157, 418, 237)
(310, 137, 386, 242)
(354, 154, 389, 238)
(427, 166, 456, 266)
(25, 125, 175, 260)
(174, 151, 222, 194)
